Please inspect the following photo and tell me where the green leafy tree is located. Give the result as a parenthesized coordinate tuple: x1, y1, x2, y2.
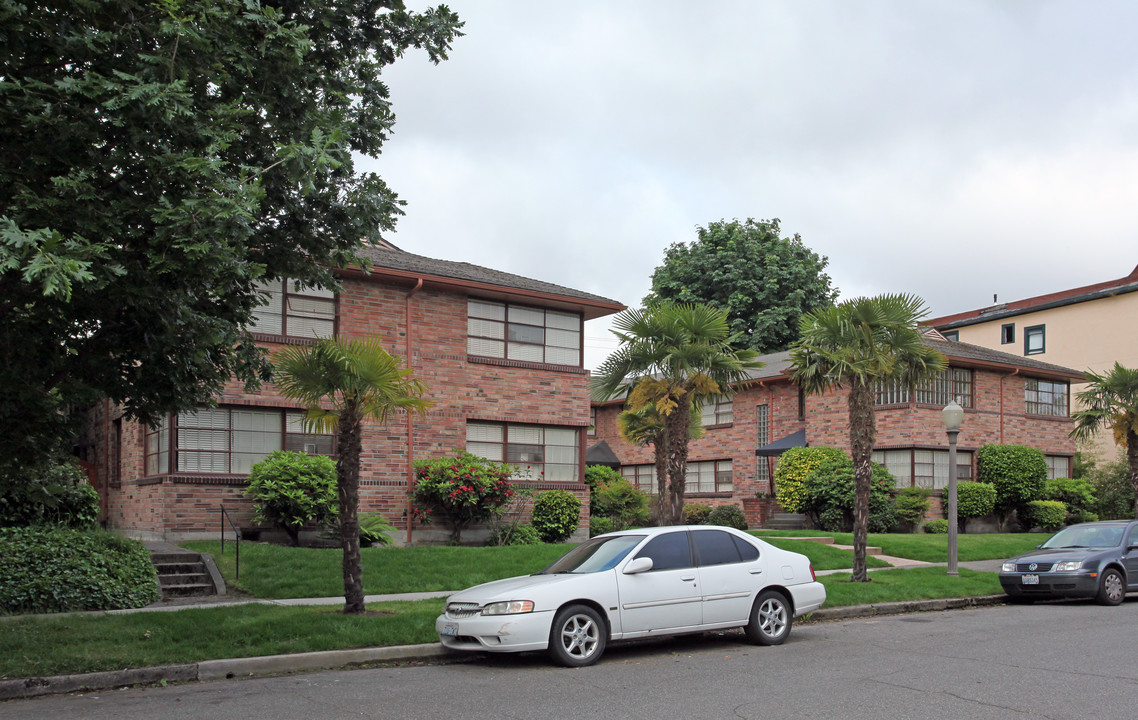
(789, 294, 945, 581)
(593, 302, 762, 525)
(0, 456, 99, 529)
(412, 451, 516, 545)
(246, 451, 338, 547)
(773, 446, 848, 514)
(1088, 452, 1136, 519)
(645, 218, 838, 353)
(977, 444, 1048, 529)
(801, 454, 896, 533)
(0, 0, 462, 475)
(274, 336, 430, 614)
(1071, 362, 1138, 520)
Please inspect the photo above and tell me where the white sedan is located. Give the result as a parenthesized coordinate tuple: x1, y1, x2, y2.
(436, 525, 826, 667)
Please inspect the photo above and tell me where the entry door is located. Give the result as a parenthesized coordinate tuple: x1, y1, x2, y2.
(616, 531, 701, 633)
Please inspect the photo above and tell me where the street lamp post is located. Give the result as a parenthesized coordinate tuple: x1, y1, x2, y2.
(943, 398, 964, 577)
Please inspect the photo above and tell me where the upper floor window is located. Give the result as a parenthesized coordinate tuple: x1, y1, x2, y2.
(1001, 323, 1015, 344)
(1025, 378, 1068, 417)
(699, 398, 733, 426)
(466, 422, 579, 482)
(1024, 324, 1045, 355)
(467, 299, 581, 366)
(942, 330, 959, 342)
(875, 368, 973, 408)
(250, 279, 336, 339)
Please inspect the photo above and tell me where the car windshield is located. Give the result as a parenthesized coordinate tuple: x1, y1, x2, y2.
(1039, 525, 1124, 549)
(537, 535, 646, 574)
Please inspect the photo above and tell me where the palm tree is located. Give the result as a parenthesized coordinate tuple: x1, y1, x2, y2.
(1072, 362, 1138, 519)
(274, 336, 431, 614)
(594, 302, 761, 524)
(789, 294, 945, 582)
(615, 394, 705, 520)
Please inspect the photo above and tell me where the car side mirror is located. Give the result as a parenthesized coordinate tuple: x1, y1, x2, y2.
(623, 557, 653, 574)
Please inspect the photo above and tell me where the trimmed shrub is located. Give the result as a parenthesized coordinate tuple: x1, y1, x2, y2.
(0, 456, 99, 529)
(488, 523, 542, 546)
(592, 477, 650, 530)
(801, 454, 897, 533)
(0, 527, 159, 613)
(589, 516, 614, 537)
(707, 504, 748, 530)
(1043, 477, 1097, 524)
(773, 446, 848, 514)
(531, 489, 582, 543)
(893, 487, 931, 531)
(412, 452, 516, 544)
(1021, 500, 1067, 531)
(923, 519, 949, 534)
(683, 503, 713, 525)
(956, 481, 997, 532)
(977, 444, 1048, 529)
(246, 451, 338, 546)
(584, 465, 623, 498)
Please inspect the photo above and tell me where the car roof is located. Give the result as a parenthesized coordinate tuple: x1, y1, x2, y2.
(599, 525, 751, 539)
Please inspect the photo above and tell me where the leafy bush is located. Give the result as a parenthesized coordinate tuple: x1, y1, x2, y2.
(246, 451, 338, 546)
(487, 523, 542, 545)
(893, 487, 931, 530)
(977, 444, 1047, 529)
(707, 504, 748, 530)
(801, 454, 897, 533)
(412, 452, 516, 544)
(1021, 500, 1067, 532)
(1043, 477, 1097, 524)
(584, 465, 623, 498)
(1069, 508, 1100, 524)
(592, 477, 650, 530)
(956, 481, 997, 532)
(589, 516, 614, 537)
(0, 527, 159, 613)
(683, 503, 713, 525)
(1087, 454, 1135, 519)
(923, 519, 949, 534)
(0, 456, 99, 529)
(358, 512, 397, 547)
(531, 489, 582, 543)
(773, 446, 848, 514)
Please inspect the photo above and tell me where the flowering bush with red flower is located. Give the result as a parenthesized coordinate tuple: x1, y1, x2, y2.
(411, 452, 517, 544)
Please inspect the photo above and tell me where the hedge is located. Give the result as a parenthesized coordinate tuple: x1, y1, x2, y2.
(977, 444, 1047, 523)
(531, 490, 582, 543)
(774, 446, 848, 514)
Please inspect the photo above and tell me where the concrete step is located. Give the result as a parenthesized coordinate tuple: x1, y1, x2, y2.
(161, 583, 216, 598)
(158, 572, 212, 587)
(149, 547, 225, 600)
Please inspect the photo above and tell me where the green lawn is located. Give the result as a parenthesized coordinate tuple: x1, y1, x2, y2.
(818, 567, 1002, 605)
(753, 531, 1044, 562)
(761, 537, 890, 570)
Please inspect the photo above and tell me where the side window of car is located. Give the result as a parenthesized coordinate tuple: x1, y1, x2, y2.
(693, 529, 743, 566)
(635, 532, 694, 571)
(1127, 526, 1138, 550)
(732, 535, 760, 562)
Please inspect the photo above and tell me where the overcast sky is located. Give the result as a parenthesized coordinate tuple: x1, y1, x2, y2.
(361, 1, 1138, 369)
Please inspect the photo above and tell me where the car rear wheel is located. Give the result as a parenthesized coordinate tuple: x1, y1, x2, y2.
(745, 590, 792, 646)
(548, 604, 606, 667)
(1096, 568, 1125, 606)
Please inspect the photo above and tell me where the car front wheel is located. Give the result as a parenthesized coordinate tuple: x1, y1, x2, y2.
(745, 590, 792, 646)
(1096, 568, 1125, 606)
(548, 604, 606, 667)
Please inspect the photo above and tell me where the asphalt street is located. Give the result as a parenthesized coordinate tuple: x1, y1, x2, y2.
(4, 598, 1135, 720)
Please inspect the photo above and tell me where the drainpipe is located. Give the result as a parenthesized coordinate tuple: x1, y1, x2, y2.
(405, 278, 423, 544)
(1000, 368, 1019, 444)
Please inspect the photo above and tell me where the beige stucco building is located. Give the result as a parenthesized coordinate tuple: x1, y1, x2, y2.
(927, 264, 1138, 463)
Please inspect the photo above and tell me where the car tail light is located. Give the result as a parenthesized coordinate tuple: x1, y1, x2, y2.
(809, 564, 817, 582)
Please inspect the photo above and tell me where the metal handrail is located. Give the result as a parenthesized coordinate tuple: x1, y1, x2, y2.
(220, 504, 241, 580)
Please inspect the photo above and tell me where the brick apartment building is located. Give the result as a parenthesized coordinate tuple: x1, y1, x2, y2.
(88, 245, 624, 541)
(590, 334, 1085, 525)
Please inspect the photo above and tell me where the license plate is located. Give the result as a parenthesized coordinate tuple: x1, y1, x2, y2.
(441, 623, 458, 636)
(1022, 574, 1039, 585)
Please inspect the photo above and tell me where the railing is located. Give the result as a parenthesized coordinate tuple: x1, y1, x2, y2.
(219, 504, 242, 580)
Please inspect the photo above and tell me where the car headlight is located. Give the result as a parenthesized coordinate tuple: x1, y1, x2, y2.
(1053, 560, 1083, 572)
(1002, 561, 1016, 572)
(481, 600, 534, 615)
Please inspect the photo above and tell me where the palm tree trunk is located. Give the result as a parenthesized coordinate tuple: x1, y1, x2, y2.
(337, 407, 365, 614)
(1128, 429, 1138, 521)
(664, 400, 692, 525)
(847, 379, 876, 582)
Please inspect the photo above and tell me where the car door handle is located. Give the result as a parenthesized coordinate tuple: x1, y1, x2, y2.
(681, 576, 696, 582)
(749, 569, 763, 575)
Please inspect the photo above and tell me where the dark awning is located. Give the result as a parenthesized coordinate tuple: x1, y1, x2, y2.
(754, 429, 807, 457)
(586, 440, 621, 467)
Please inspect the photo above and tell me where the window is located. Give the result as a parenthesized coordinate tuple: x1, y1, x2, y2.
(875, 368, 973, 408)
(797, 387, 806, 420)
(588, 407, 596, 437)
(1024, 378, 1068, 417)
(755, 404, 770, 486)
(699, 398, 733, 426)
(687, 460, 733, 493)
(466, 422, 579, 482)
(634, 531, 693, 571)
(249, 279, 336, 339)
(467, 299, 581, 366)
(1044, 455, 1070, 480)
(1001, 323, 1015, 345)
(692, 529, 743, 566)
(621, 465, 657, 493)
(872, 448, 973, 490)
(942, 331, 959, 342)
(145, 417, 170, 475)
(1024, 325, 1045, 355)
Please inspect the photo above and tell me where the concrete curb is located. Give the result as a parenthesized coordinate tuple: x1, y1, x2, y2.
(1, 597, 1013, 701)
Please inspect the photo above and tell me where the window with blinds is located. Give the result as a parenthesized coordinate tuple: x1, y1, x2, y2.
(467, 422, 579, 482)
(249, 279, 336, 339)
(871, 448, 973, 490)
(699, 398, 734, 426)
(467, 299, 581, 366)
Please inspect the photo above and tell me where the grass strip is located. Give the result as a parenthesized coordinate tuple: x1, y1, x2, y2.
(818, 567, 1002, 606)
(754, 531, 1044, 562)
(761, 538, 890, 570)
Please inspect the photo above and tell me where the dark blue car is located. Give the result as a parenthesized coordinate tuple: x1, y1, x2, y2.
(999, 520, 1138, 605)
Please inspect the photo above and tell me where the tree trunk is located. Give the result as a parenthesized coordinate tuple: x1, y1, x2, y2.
(337, 407, 365, 614)
(664, 399, 692, 526)
(847, 379, 876, 582)
(1129, 429, 1138, 521)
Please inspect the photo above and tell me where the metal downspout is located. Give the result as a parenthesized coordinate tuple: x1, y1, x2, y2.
(405, 278, 423, 544)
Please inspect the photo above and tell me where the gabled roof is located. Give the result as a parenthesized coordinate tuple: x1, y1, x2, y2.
(927, 263, 1138, 330)
(349, 245, 625, 320)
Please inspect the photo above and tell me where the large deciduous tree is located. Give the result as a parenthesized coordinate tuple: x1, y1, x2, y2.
(789, 294, 945, 581)
(273, 336, 430, 614)
(1072, 362, 1138, 520)
(594, 302, 761, 525)
(645, 218, 838, 354)
(0, 0, 462, 472)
